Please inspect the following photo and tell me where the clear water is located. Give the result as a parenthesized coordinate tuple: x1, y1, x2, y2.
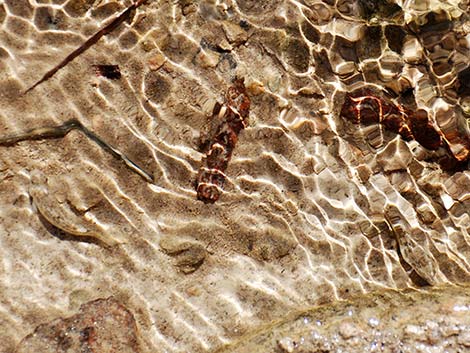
(0, 0, 469, 352)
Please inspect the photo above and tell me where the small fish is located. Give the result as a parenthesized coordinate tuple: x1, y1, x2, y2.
(340, 88, 441, 149)
(340, 88, 470, 171)
(196, 78, 250, 203)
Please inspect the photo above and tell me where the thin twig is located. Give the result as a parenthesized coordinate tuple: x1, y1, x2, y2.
(0, 119, 154, 183)
(24, 0, 148, 94)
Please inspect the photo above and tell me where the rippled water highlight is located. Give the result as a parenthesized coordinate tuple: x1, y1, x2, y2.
(0, 0, 469, 352)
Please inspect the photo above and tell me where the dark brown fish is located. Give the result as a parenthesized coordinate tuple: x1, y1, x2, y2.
(340, 88, 470, 171)
(196, 78, 250, 203)
(341, 88, 438, 146)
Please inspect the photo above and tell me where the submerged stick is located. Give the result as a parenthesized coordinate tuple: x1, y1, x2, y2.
(24, 0, 148, 94)
(0, 119, 154, 183)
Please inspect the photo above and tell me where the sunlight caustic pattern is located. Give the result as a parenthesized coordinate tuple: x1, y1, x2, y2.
(0, 0, 469, 352)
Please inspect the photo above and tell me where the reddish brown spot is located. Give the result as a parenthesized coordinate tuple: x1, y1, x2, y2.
(339, 89, 470, 169)
(93, 64, 121, 79)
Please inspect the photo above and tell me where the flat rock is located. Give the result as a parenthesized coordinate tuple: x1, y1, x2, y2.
(16, 298, 141, 353)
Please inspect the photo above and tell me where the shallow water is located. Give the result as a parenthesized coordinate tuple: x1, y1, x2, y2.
(0, 0, 469, 352)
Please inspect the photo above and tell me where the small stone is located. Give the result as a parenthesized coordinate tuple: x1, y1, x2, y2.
(403, 36, 423, 63)
(416, 204, 436, 224)
(16, 298, 140, 353)
(194, 51, 220, 69)
(356, 164, 372, 183)
(160, 236, 207, 274)
(461, 97, 470, 115)
(404, 324, 426, 340)
(141, 40, 156, 52)
(222, 21, 248, 46)
(334, 61, 356, 77)
(312, 156, 327, 174)
(148, 52, 166, 71)
(217, 38, 233, 51)
(185, 286, 201, 297)
(277, 336, 295, 352)
(182, 4, 197, 15)
(444, 172, 470, 202)
(408, 159, 424, 178)
(246, 80, 265, 96)
(339, 320, 362, 339)
(295, 87, 325, 98)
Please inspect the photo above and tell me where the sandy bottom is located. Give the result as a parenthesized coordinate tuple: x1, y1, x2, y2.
(0, 0, 469, 352)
